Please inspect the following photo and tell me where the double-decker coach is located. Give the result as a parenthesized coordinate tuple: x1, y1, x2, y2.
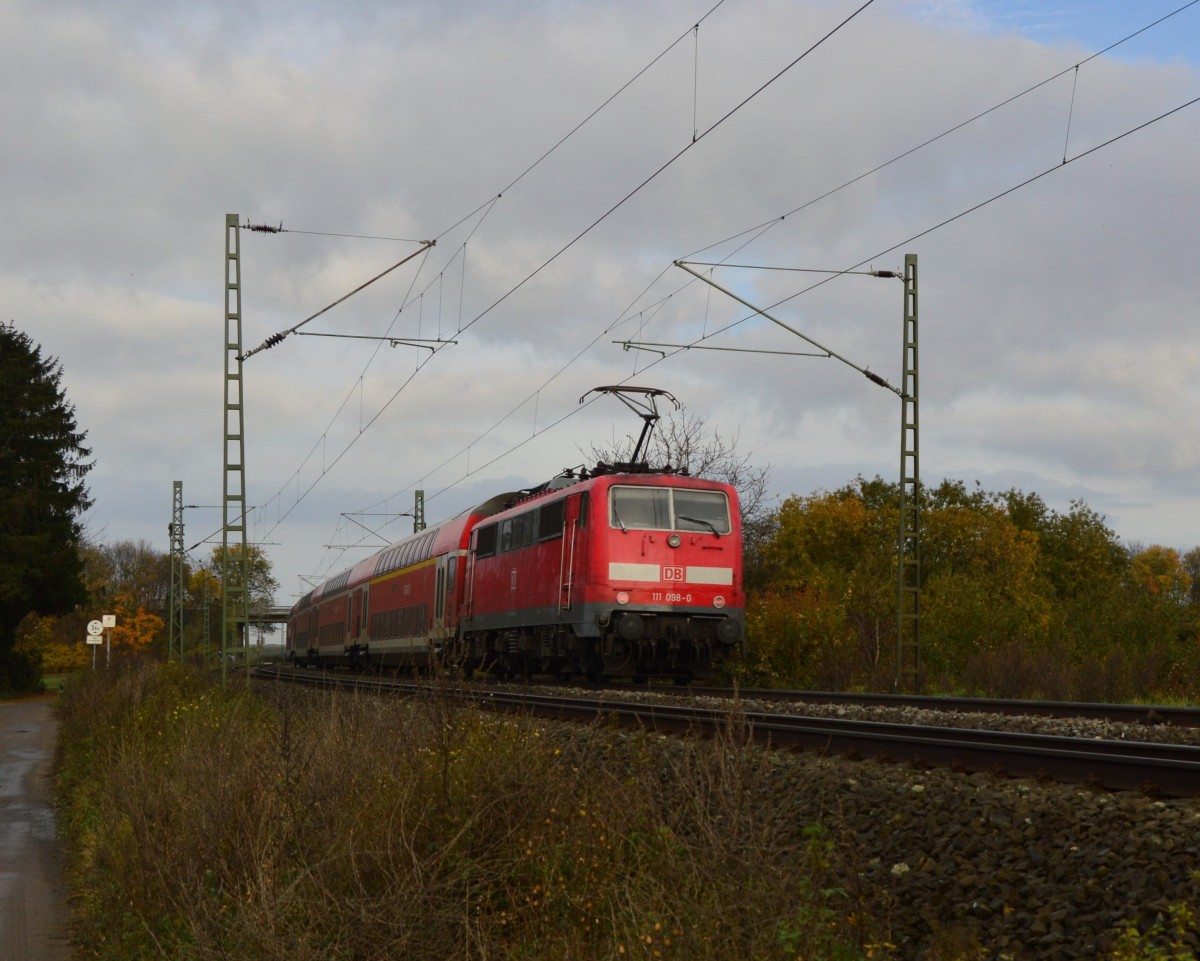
(286, 493, 515, 670)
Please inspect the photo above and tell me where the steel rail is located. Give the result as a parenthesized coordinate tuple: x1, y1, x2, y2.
(653, 685, 1200, 728)
(252, 667, 1200, 797)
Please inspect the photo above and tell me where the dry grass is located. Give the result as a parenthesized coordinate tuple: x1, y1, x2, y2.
(55, 659, 893, 960)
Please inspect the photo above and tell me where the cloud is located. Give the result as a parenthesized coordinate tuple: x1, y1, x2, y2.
(5, 0, 1199, 596)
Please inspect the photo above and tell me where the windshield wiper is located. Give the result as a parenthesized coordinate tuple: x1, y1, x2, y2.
(677, 515, 720, 538)
(612, 504, 628, 533)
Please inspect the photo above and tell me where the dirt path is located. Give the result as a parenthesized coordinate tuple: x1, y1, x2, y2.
(0, 696, 73, 960)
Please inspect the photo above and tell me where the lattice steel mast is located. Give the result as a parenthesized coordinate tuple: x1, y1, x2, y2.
(168, 480, 185, 659)
(896, 254, 921, 689)
(222, 214, 250, 679)
(413, 489, 426, 532)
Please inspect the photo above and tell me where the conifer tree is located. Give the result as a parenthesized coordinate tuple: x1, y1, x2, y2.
(0, 321, 93, 693)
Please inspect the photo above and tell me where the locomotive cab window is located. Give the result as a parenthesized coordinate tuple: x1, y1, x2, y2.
(609, 486, 730, 535)
(672, 489, 731, 534)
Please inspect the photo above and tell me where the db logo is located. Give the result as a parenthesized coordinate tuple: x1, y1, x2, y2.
(662, 566, 684, 581)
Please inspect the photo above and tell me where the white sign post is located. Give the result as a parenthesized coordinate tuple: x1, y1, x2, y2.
(100, 615, 116, 668)
(86, 621, 104, 670)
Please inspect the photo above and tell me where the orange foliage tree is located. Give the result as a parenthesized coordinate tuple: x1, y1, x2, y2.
(108, 593, 165, 653)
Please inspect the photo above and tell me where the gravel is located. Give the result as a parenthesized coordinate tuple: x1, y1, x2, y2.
(537, 684, 1200, 958)
(754, 749, 1200, 958)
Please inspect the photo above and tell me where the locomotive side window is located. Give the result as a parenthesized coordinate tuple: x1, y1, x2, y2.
(538, 499, 565, 541)
(517, 511, 536, 548)
(500, 518, 514, 553)
(475, 524, 497, 557)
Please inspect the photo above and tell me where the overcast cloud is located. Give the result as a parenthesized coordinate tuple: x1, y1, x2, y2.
(5, 0, 1198, 599)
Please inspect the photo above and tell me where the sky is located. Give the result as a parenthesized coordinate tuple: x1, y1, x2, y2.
(5, 0, 1199, 602)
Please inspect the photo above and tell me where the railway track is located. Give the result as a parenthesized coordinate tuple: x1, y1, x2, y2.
(682, 686, 1200, 727)
(252, 666, 1200, 797)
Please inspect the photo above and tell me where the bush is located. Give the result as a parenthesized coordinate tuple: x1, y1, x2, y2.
(56, 660, 893, 960)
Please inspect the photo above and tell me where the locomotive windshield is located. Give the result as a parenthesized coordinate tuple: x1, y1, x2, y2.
(609, 486, 731, 535)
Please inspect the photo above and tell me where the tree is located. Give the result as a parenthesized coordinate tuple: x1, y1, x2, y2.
(1177, 547, 1200, 607)
(1129, 546, 1189, 601)
(583, 407, 772, 535)
(748, 477, 1187, 698)
(919, 500, 1050, 680)
(207, 544, 280, 648)
(101, 539, 170, 613)
(749, 480, 898, 686)
(0, 322, 93, 693)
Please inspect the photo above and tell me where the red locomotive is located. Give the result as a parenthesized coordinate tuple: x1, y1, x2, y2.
(285, 388, 745, 680)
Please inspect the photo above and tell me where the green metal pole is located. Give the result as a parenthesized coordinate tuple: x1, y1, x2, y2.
(222, 214, 250, 682)
(896, 254, 920, 690)
(169, 481, 185, 659)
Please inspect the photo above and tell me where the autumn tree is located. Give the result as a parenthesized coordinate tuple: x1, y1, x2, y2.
(919, 496, 1050, 687)
(100, 539, 170, 613)
(0, 322, 93, 693)
(583, 406, 772, 544)
(107, 599, 165, 653)
(206, 544, 280, 647)
(1124, 545, 1197, 696)
(1131, 546, 1191, 601)
(748, 475, 1191, 699)
(1184, 547, 1200, 606)
(748, 478, 897, 687)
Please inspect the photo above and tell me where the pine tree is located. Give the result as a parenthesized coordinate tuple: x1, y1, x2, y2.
(0, 321, 93, 693)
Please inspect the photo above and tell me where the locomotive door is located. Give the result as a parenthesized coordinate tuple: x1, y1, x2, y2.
(558, 492, 589, 614)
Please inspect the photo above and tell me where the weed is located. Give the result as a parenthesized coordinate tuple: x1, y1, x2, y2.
(57, 658, 895, 960)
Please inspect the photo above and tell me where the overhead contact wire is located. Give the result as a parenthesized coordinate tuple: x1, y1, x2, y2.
(453, 0, 879, 339)
(292, 0, 878, 556)
(680, 0, 1200, 262)
(264, 0, 1199, 570)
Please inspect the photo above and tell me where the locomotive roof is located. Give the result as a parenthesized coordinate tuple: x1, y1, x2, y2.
(290, 468, 721, 611)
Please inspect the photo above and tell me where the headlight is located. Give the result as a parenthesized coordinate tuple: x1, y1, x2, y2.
(667, 533, 682, 548)
(616, 591, 630, 605)
(713, 595, 726, 609)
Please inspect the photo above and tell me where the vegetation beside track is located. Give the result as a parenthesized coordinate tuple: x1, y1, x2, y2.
(56, 658, 894, 960)
(55, 658, 1200, 959)
(742, 478, 1200, 700)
